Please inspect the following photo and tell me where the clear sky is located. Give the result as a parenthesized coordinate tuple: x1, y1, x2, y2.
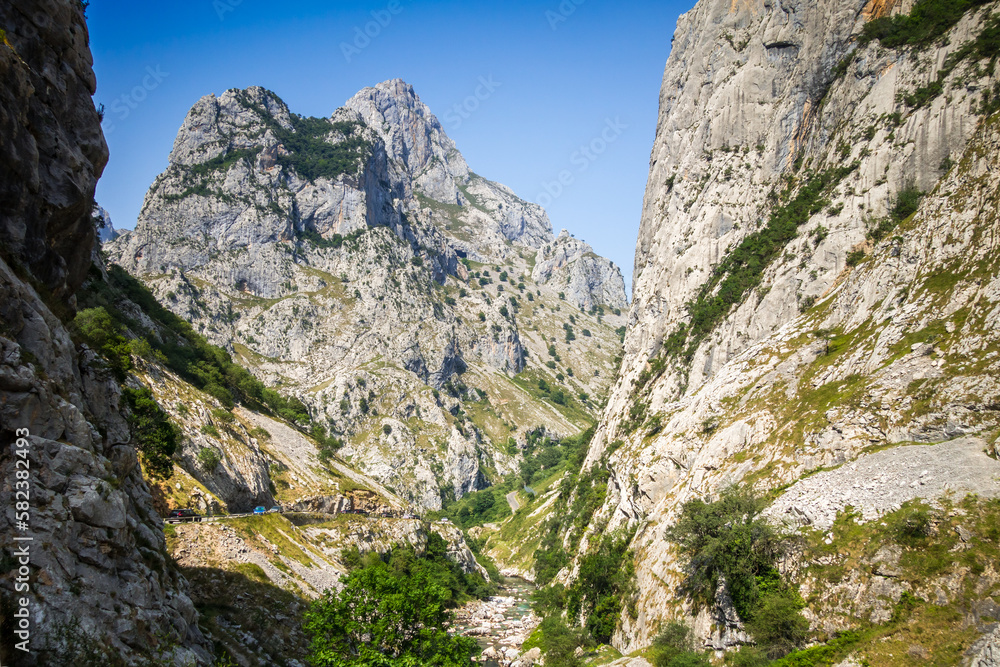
(89, 0, 693, 293)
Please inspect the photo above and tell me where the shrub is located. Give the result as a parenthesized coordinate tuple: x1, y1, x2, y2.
(665, 488, 807, 657)
(664, 488, 785, 619)
(197, 447, 222, 472)
(650, 621, 711, 667)
(71, 307, 132, 380)
(382, 423, 392, 436)
(664, 164, 857, 360)
(889, 502, 934, 544)
(566, 533, 635, 644)
(745, 589, 810, 660)
(122, 387, 178, 480)
(532, 616, 584, 666)
(859, 0, 993, 49)
(303, 538, 481, 667)
(845, 249, 866, 267)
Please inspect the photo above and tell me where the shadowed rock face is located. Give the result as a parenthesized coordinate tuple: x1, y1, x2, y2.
(0, 0, 108, 305)
(0, 2, 211, 664)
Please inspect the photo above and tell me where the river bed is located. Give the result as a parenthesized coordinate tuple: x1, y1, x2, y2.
(452, 577, 539, 665)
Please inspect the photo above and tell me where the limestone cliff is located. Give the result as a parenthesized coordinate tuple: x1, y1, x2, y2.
(0, 2, 210, 664)
(572, 0, 1000, 659)
(108, 81, 629, 511)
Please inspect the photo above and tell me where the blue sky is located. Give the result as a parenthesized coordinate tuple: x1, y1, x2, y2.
(89, 0, 693, 292)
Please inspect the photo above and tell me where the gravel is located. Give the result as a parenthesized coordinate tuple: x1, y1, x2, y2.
(766, 436, 1000, 530)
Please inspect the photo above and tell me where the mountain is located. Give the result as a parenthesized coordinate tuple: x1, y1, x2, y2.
(107, 80, 628, 511)
(543, 0, 1000, 661)
(93, 204, 118, 243)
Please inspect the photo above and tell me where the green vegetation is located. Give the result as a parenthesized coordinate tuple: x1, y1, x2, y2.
(122, 387, 179, 480)
(298, 227, 366, 250)
(71, 306, 133, 380)
(566, 533, 635, 644)
(304, 534, 487, 666)
(78, 264, 314, 425)
(650, 622, 711, 667)
(165, 99, 369, 203)
(434, 428, 596, 536)
(534, 464, 606, 586)
(233, 89, 370, 182)
(197, 447, 221, 472)
(277, 117, 369, 182)
(867, 186, 924, 243)
(845, 249, 866, 267)
(859, 0, 993, 49)
(664, 164, 857, 363)
(518, 427, 591, 489)
(665, 488, 807, 660)
(521, 616, 589, 667)
(519, 431, 640, 656)
(189, 147, 260, 179)
(860, 1, 1000, 109)
(434, 484, 512, 529)
(314, 425, 345, 463)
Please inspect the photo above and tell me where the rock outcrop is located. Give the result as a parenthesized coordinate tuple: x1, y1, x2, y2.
(93, 204, 118, 243)
(108, 80, 629, 510)
(0, 1, 106, 306)
(571, 0, 1000, 656)
(532, 230, 628, 312)
(0, 2, 210, 664)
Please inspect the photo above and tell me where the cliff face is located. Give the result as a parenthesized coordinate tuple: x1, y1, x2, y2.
(108, 81, 628, 510)
(0, 2, 210, 664)
(0, 0, 107, 304)
(577, 0, 1000, 655)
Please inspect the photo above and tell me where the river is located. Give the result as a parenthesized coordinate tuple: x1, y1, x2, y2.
(452, 577, 539, 665)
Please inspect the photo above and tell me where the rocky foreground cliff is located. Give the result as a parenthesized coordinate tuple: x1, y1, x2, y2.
(0, 2, 214, 664)
(108, 80, 628, 511)
(558, 0, 1000, 662)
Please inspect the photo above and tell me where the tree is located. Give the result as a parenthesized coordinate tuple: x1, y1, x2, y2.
(664, 488, 785, 618)
(122, 387, 178, 480)
(304, 561, 477, 667)
(566, 533, 634, 644)
(664, 488, 808, 658)
(197, 447, 221, 472)
(72, 307, 132, 380)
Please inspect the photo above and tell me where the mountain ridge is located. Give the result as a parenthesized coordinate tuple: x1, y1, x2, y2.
(107, 78, 628, 511)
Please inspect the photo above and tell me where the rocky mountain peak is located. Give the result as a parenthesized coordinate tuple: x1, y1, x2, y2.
(108, 78, 628, 513)
(345, 78, 470, 199)
(167, 86, 294, 167)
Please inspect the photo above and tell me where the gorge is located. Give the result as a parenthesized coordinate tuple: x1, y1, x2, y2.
(2, 0, 1000, 665)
